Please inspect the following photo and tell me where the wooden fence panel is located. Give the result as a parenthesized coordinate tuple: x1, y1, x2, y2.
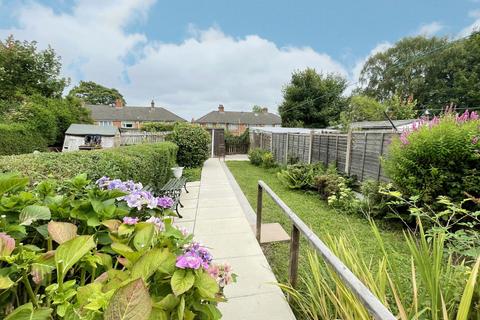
(253, 129, 398, 183)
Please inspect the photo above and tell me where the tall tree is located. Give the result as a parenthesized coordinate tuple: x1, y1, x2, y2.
(279, 68, 347, 128)
(68, 81, 126, 105)
(252, 105, 263, 113)
(358, 33, 480, 111)
(0, 35, 68, 100)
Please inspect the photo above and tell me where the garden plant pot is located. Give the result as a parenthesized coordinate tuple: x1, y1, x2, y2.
(171, 166, 184, 178)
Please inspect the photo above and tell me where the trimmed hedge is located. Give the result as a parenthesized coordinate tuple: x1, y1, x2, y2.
(0, 123, 47, 155)
(0, 142, 178, 191)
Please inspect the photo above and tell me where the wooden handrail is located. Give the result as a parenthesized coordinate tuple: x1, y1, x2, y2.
(256, 180, 396, 320)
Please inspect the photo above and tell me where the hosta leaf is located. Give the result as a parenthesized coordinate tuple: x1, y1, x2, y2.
(104, 278, 152, 320)
(171, 269, 195, 296)
(55, 235, 95, 277)
(5, 302, 52, 320)
(0, 275, 13, 289)
(19, 205, 51, 226)
(131, 249, 176, 281)
(48, 221, 77, 244)
(194, 270, 219, 299)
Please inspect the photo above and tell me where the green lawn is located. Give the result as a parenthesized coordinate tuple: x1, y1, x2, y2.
(183, 167, 202, 182)
(226, 161, 411, 289)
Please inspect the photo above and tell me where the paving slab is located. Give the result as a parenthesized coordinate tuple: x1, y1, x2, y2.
(186, 158, 295, 320)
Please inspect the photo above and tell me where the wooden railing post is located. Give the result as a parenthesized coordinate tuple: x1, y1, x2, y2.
(256, 184, 263, 243)
(288, 225, 300, 289)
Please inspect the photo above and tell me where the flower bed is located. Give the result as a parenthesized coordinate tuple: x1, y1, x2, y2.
(0, 173, 235, 319)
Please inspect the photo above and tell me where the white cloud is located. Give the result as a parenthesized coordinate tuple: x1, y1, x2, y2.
(415, 22, 444, 37)
(459, 10, 480, 37)
(0, 1, 348, 119)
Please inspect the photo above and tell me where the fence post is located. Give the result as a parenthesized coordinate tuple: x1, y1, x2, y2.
(308, 131, 314, 164)
(361, 132, 368, 180)
(289, 225, 300, 290)
(285, 133, 289, 164)
(377, 132, 386, 181)
(345, 130, 353, 175)
(256, 184, 263, 243)
(335, 135, 339, 167)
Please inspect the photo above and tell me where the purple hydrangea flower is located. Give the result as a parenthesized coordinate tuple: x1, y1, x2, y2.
(123, 216, 139, 225)
(175, 242, 213, 270)
(176, 252, 203, 269)
(157, 196, 174, 209)
(146, 216, 165, 231)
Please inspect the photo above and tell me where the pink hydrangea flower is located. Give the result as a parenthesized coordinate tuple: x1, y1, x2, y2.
(208, 263, 234, 288)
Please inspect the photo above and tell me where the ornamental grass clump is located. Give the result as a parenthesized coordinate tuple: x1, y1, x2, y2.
(385, 110, 480, 206)
(0, 173, 236, 319)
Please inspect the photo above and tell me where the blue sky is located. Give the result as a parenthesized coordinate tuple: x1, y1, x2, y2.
(0, 0, 479, 118)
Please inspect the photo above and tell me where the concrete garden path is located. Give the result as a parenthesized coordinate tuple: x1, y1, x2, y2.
(176, 158, 296, 320)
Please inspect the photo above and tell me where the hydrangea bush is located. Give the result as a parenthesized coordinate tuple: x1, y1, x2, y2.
(0, 173, 236, 319)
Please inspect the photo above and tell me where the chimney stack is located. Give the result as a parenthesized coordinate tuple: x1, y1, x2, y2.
(114, 98, 123, 109)
(262, 107, 268, 113)
(151, 100, 155, 108)
(218, 104, 225, 112)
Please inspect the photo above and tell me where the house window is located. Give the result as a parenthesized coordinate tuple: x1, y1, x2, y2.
(205, 123, 214, 128)
(228, 123, 239, 130)
(121, 121, 134, 128)
(216, 123, 226, 129)
(99, 121, 113, 126)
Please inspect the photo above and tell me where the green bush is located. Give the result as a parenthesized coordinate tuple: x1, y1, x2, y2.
(168, 123, 210, 168)
(142, 121, 177, 132)
(248, 148, 267, 166)
(261, 152, 276, 168)
(277, 163, 324, 189)
(0, 123, 47, 155)
(384, 112, 480, 205)
(0, 142, 177, 191)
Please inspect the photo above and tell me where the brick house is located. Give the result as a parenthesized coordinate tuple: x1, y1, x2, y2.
(86, 100, 186, 129)
(195, 105, 281, 135)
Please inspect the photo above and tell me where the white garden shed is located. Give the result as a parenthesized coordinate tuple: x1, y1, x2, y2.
(62, 124, 120, 152)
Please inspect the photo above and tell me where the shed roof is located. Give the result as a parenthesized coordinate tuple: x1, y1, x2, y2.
(348, 119, 417, 130)
(86, 105, 187, 122)
(66, 124, 118, 136)
(195, 111, 281, 125)
(250, 126, 339, 134)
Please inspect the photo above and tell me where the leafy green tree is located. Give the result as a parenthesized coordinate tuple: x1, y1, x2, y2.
(359, 33, 480, 110)
(359, 36, 447, 102)
(68, 81, 126, 105)
(339, 95, 417, 130)
(0, 35, 68, 100)
(279, 68, 348, 128)
(252, 105, 263, 113)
